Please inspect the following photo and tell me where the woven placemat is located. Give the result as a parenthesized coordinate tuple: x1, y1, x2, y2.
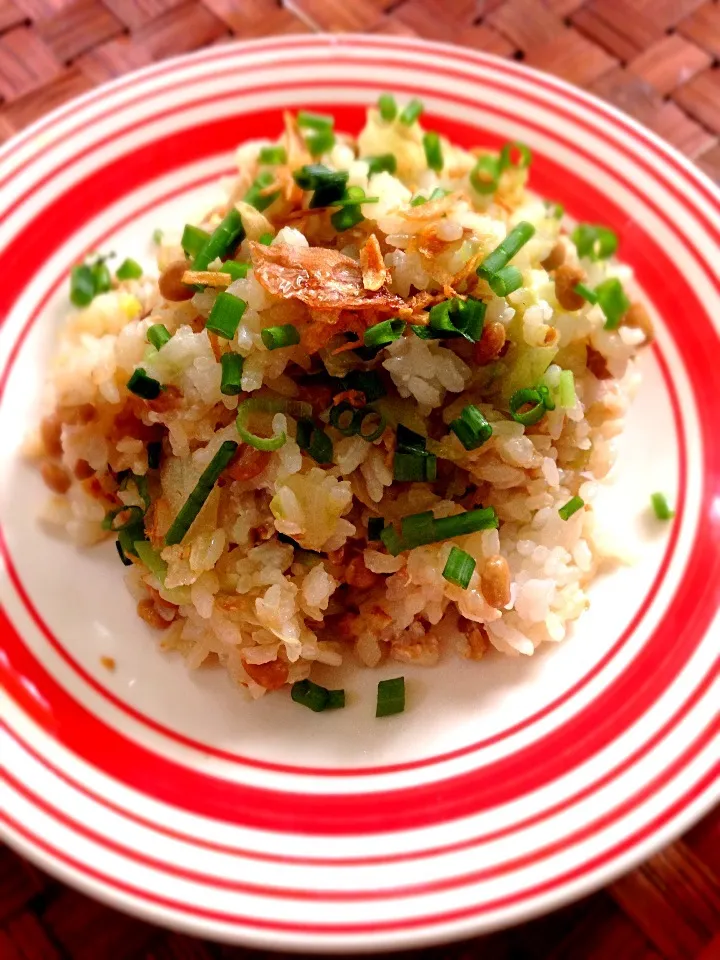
(1, 2, 718, 957)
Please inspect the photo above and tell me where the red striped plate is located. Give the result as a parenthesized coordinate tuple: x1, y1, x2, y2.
(0, 35, 718, 952)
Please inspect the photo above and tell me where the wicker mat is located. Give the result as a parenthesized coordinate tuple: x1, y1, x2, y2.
(1, 1, 719, 957)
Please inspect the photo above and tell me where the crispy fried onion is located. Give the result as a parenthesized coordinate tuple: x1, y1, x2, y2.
(249, 241, 404, 312)
(182, 270, 231, 287)
(359, 233, 388, 291)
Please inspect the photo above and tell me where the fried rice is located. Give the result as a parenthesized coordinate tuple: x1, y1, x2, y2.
(30, 99, 653, 704)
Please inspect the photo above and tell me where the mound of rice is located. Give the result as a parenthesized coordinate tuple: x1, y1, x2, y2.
(31, 101, 653, 702)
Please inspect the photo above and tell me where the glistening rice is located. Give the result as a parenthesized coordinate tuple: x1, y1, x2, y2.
(31, 99, 653, 701)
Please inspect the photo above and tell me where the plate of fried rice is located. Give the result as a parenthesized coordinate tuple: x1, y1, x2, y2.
(1, 35, 718, 952)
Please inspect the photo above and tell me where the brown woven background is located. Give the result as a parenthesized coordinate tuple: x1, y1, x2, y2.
(1, 1, 719, 957)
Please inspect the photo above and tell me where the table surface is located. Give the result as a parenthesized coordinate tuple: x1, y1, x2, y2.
(1, 1, 718, 957)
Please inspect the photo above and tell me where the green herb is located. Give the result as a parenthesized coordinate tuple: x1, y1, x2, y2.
(291, 679, 345, 712)
(399, 98, 423, 125)
(470, 155, 501, 195)
(192, 208, 244, 271)
(594, 277, 630, 330)
(558, 370, 576, 409)
(558, 496, 585, 521)
(147, 324, 171, 351)
(367, 517, 385, 541)
(572, 223, 618, 261)
(296, 418, 333, 464)
(70, 264, 96, 307)
(378, 93, 397, 122)
(182, 224, 211, 259)
(235, 397, 310, 452)
(509, 387, 547, 426)
(477, 221, 536, 279)
(442, 546, 476, 589)
(261, 324, 300, 350)
(364, 319, 406, 349)
(165, 440, 238, 545)
(423, 131, 443, 171)
(365, 154, 397, 175)
(331, 205, 365, 231)
(127, 369, 161, 400)
(147, 441, 162, 470)
(651, 492, 674, 520)
(449, 405, 493, 450)
(500, 141, 532, 170)
(244, 171, 279, 212)
(116, 258, 143, 281)
(487, 264, 523, 297)
(206, 292, 247, 339)
(220, 353, 243, 395)
(376, 677, 405, 717)
(259, 145, 286, 165)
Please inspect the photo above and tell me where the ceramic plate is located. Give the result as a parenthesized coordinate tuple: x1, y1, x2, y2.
(1, 35, 718, 953)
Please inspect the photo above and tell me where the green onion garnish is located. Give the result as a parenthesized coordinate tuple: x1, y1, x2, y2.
(258, 232, 274, 246)
(594, 277, 630, 330)
(147, 324, 171, 351)
(193, 208, 244, 271)
(423, 131, 443, 171)
(206, 292, 247, 339)
(222, 260, 250, 282)
(293, 164, 348, 206)
(127, 368, 161, 400)
(367, 517, 384, 540)
(244, 171, 279, 212)
(331, 205, 364, 231)
(558, 496, 584, 521)
(574, 282, 598, 304)
(487, 264, 523, 297)
(546, 201, 564, 219)
(428, 297, 486, 342)
(558, 370, 576, 409)
(261, 324, 300, 350)
(147, 441, 162, 470)
(396, 424, 427, 454)
(537, 384, 555, 411)
(429, 187, 448, 201)
(134, 540, 168, 584)
(401, 510, 435, 545)
(410, 195, 427, 207)
(357, 409, 386, 442)
(450, 405, 493, 450)
(165, 440, 238, 545)
(378, 93, 397, 122)
(329, 402, 358, 436)
(70, 264, 96, 307)
(364, 319, 406, 348)
(116, 540, 132, 565)
(342, 369, 386, 402)
(365, 154, 397, 175)
(470, 155, 501, 195)
(399, 98, 423, 126)
(296, 418, 333, 464)
(442, 546, 476, 589)
(102, 504, 145, 533)
(236, 397, 310, 452)
(500, 141, 532, 170)
(297, 111, 334, 131)
(91, 259, 112, 295)
(433, 507, 498, 539)
(152, 228, 163, 245)
(477, 221, 536, 279)
(572, 223, 618, 261)
(291, 679, 345, 712)
(306, 128, 335, 156)
(393, 451, 437, 482)
(116, 258, 143, 281)
(259, 145, 286, 165)
(509, 387, 547, 426)
(651, 492, 675, 520)
(220, 353, 243, 395)
(376, 677, 405, 717)
(182, 224, 211, 259)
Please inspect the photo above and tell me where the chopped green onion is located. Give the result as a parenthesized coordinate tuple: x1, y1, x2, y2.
(410, 195, 427, 207)
(291, 678, 344, 712)
(651, 492, 674, 520)
(259, 145, 286, 165)
(147, 441, 162, 470)
(365, 154, 397, 175)
(442, 546, 476, 589)
(378, 93, 397, 121)
(236, 397, 310, 452)
(363, 318, 406, 348)
(341, 369, 385, 402)
(487, 264, 523, 297)
(558, 370, 576, 409)
(357, 409, 386, 442)
(70, 264, 95, 307)
(381, 506, 498, 555)
(410, 322, 434, 338)
(258, 232, 274, 246)
(244, 171, 279, 212)
(297, 111, 334, 131)
(193, 208, 244, 271)
(368, 517, 384, 540)
(165, 440, 238, 545)
(261, 324, 300, 350)
(118, 471, 150, 509)
(393, 451, 437, 482)
(537, 384, 555, 411)
(572, 223, 618, 261)
(396, 424, 427, 454)
(152, 228, 163, 245)
(428, 297, 486, 342)
(116, 540, 132, 565)
(546, 201, 564, 219)
(331, 204, 364, 231)
(127, 368, 161, 400)
(206, 292, 247, 339)
(470, 155, 501, 195)
(116, 258, 143, 281)
(306, 128, 335, 156)
(329, 402, 358, 436)
(380, 525, 405, 556)
(296, 418, 333, 464)
(574, 282, 598, 304)
(429, 187, 448, 201)
(134, 540, 168, 584)
(311, 180, 350, 209)
(220, 353, 244, 396)
(423, 131, 443, 171)
(477, 221, 536, 278)
(147, 324, 171, 351)
(558, 496, 584, 521)
(91, 259, 112, 295)
(399, 98, 423, 126)
(401, 510, 435, 546)
(102, 504, 145, 533)
(500, 141, 532, 170)
(293, 163, 348, 192)
(450, 405, 493, 450)
(222, 260, 250, 282)
(182, 224, 211, 259)
(376, 677, 405, 717)
(509, 387, 546, 426)
(594, 277, 630, 330)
